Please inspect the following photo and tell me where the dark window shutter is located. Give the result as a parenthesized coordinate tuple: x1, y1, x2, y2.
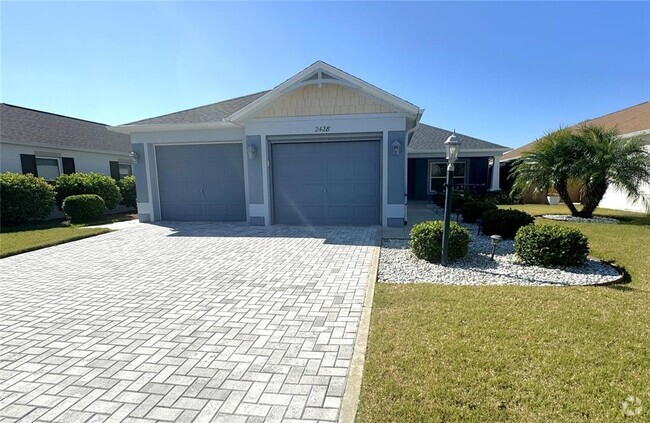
(62, 157, 76, 174)
(20, 154, 38, 176)
(109, 161, 120, 180)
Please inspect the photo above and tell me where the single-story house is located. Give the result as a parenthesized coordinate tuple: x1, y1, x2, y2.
(0, 103, 133, 180)
(500, 101, 650, 212)
(112, 61, 509, 227)
(0, 103, 134, 217)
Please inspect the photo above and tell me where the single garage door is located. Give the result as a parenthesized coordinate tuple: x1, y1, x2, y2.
(272, 141, 380, 225)
(156, 143, 246, 221)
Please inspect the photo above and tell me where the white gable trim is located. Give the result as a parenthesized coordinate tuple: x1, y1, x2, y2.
(227, 61, 421, 122)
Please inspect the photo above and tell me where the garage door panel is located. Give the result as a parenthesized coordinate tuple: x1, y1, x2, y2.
(272, 141, 380, 225)
(353, 161, 379, 179)
(353, 183, 380, 201)
(328, 161, 353, 180)
(156, 144, 245, 221)
(326, 184, 353, 204)
(354, 206, 379, 220)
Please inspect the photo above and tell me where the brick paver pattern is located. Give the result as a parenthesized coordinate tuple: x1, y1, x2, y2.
(0, 222, 378, 422)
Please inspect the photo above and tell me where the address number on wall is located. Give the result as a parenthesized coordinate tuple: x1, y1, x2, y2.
(315, 126, 330, 133)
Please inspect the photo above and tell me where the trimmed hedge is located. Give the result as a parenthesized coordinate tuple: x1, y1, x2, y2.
(481, 208, 534, 239)
(117, 175, 137, 208)
(461, 200, 497, 223)
(515, 224, 589, 266)
(0, 172, 55, 226)
(55, 173, 121, 210)
(410, 220, 470, 263)
(62, 194, 106, 223)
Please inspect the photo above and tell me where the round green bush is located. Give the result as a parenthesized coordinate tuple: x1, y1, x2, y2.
(62, 194, 106, 223)
(480, 208, 534, 239)
(117, 175, 137, 208)
(461, 199, 497, 223)
(409, 220, 470, 263)
(515, 224, 589, 266)
(0, 172, 55, 226)
(55, 173, 121, 210)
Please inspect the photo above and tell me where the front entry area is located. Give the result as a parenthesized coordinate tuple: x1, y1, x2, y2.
(156, 143, 246, 221)
(271, 140, 381, 225)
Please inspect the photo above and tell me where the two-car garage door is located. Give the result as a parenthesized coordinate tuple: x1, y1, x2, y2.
(155, 140, 381, 225)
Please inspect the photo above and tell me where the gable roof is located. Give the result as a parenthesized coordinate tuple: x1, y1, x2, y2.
(0, 103, 131, 154)
(125, 91, 269, 125)
(502, 101, 650, 161)
(114, 61, 423, 132)
(409, 123, 508, 153)
(228, 61, 422, 122)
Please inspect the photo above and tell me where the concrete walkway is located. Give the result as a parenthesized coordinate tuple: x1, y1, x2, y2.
(381, 202, 448, 239)
(0, 223, 378, 422)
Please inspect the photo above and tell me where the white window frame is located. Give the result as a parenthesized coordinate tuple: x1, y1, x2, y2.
(427, 159, 468, 194)
(35, 156, 62, 181)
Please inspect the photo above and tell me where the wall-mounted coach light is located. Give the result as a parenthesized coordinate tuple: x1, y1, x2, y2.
(247, 145, 257, 160)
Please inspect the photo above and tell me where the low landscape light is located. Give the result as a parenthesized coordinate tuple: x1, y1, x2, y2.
(490, 235, 503, 260)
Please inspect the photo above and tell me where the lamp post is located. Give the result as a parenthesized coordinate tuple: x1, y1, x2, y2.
(441, 131, 461, 266)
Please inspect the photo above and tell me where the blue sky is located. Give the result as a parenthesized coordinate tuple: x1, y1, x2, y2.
(1, 1, 648, 148)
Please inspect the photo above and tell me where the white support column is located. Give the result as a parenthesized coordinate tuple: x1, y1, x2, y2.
(489, 155, 500, 191)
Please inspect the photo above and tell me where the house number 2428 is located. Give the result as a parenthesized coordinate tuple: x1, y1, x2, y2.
(315, 126, 330, 133)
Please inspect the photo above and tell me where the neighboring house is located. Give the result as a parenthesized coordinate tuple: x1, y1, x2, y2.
(501, 102, 650, 212)
(112, 61, 509, 227)
(0, 103, 133, 216)
(1, 103, 133, 180)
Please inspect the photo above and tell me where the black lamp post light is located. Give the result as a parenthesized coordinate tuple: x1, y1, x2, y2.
(441, 131, 461, 266)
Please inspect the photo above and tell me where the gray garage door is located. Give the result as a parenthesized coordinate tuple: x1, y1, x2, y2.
(156, 143, 246, 221)
(272, 141, 380, 225)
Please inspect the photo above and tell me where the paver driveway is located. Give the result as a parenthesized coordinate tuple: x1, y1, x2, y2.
(0, 222, 378, 422)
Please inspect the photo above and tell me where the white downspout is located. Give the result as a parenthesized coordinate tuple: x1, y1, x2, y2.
(404, 108, 425, 223)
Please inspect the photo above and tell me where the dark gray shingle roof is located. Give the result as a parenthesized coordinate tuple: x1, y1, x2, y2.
(125, 91, 270, 125)
(0, 103, 131, 153)
(409, 123, 508, 152)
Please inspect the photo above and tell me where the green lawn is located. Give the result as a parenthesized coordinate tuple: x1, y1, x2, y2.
(357, 204, 649, 422)
(0, 213, 135, 258)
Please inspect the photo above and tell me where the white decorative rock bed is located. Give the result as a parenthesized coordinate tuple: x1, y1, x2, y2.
(542, 214, 620, 224)
(379, 223, 622, 286)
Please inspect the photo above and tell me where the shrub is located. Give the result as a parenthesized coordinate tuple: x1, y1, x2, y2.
(480, 208, 534, 239)
(461, 199, 497, 223)
(117, 175, 137, 208)
(55, 173, 121, 210)
(0, 172, 55, 226)
(410, 220, 470, 263)
(515, 224, 589, 266)
(62, 194, 106, 223)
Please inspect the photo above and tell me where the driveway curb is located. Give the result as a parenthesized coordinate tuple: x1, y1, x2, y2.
(339, 229, 381, 422)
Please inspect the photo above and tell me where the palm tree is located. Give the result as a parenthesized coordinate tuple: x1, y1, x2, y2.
(511, 127, 583, 216)
(511, 125, 650, 218)
(573, 124, 650, 218)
